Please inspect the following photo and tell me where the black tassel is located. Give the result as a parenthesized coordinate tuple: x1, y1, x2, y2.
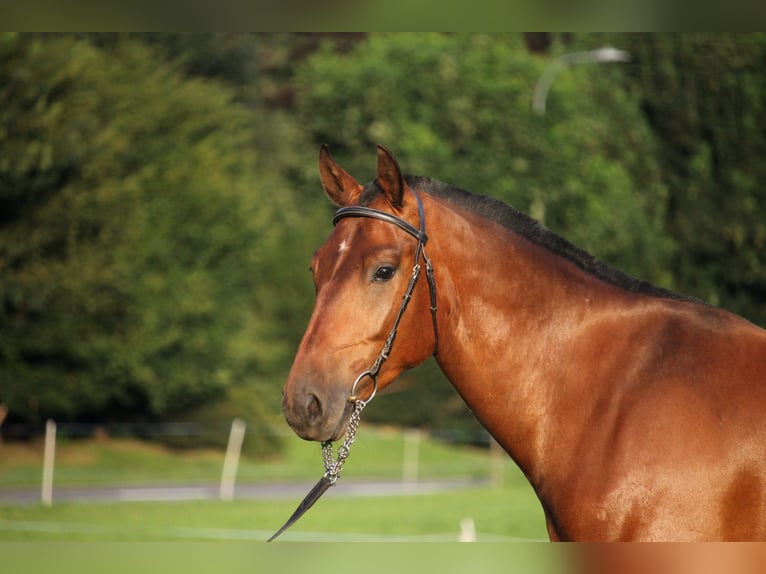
(267, 475, 335, 542)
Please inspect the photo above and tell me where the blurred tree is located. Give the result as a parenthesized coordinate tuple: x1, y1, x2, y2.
(0, 34, 291, 449)
(617, 33, 766, 325)
(296, 33, 674, 283)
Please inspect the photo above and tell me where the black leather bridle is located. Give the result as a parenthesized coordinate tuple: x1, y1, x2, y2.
(268, 188, 438, 542)
(332, 188, 439, 404)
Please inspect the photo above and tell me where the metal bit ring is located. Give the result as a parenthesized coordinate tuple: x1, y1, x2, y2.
(348, 370, 378, 405)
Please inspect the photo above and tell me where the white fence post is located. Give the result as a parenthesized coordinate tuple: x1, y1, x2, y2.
(42, 419, 56, 506)
(459, 517, 477, 542)
(219, 418, 246, 501)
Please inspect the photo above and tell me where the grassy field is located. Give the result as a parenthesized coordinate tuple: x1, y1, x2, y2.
(0, 428, 548, 541)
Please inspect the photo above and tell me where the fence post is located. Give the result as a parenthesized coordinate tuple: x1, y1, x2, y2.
(459, 517, 477, 542)
(220, 418, 246, 501)
(42, 419, 56, 506)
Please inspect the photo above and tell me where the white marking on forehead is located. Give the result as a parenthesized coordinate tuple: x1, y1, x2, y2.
(338, 239, 349, 254)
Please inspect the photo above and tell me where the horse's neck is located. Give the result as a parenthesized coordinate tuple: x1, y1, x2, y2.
(428, 201, 633, 481)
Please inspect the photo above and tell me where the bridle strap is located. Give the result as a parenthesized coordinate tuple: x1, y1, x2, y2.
(333, 207, 426, 244)
(332, 189, 439, 405)
(333, 183, 429, 243)
(267, 189, 439, 542)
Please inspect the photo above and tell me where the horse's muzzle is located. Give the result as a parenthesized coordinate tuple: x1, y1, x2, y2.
(281, 383, 353, 442)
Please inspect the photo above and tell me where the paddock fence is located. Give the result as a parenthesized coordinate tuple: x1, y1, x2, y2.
(0, 418, 512, 507)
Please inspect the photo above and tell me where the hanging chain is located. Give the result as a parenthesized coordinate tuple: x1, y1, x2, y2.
(321, 399, 366, 484)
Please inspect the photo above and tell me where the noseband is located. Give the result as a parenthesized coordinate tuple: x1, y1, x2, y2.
(333, 189, 439, 405)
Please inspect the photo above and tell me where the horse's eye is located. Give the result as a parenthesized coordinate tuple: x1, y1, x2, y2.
(373, 266, 396, 282)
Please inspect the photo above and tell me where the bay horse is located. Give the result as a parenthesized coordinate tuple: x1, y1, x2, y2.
(281, 145, 766, 541)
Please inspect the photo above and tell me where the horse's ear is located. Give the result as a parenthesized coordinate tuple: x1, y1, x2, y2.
(319, 145, 362, 207)
(376, 145, 405, 210)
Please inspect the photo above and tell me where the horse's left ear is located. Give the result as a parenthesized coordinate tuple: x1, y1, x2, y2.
(376, 145, 405, 210)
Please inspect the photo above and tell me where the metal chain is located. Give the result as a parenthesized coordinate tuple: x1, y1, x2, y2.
(321, 399, 366, 484)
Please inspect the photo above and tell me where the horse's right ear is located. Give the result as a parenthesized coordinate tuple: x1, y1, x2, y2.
(318, 145, 363, 207)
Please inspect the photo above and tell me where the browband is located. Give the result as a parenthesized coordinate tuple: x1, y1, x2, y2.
(332, 190, 428, 244)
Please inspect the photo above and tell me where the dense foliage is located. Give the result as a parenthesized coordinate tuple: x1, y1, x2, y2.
(620, 33, 766, 320)
(0, 34, 293, 452)
(1, 33, 764, 452)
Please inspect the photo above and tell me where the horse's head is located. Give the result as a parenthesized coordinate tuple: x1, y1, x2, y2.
(281, 145, 438, 442)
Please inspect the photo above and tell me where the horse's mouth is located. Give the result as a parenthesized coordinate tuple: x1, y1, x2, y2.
(325, 400, 355, 443)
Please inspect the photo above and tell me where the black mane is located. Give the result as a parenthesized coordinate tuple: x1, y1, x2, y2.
(361, 175, 698, 304)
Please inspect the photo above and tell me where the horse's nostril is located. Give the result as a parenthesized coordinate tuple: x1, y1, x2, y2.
(307, 393, 322, 422)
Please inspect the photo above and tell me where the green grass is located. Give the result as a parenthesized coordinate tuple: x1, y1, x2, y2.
(3, 544, 567, 574)
(0, 428, 548, 541)
(0, 483, 547, 541)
